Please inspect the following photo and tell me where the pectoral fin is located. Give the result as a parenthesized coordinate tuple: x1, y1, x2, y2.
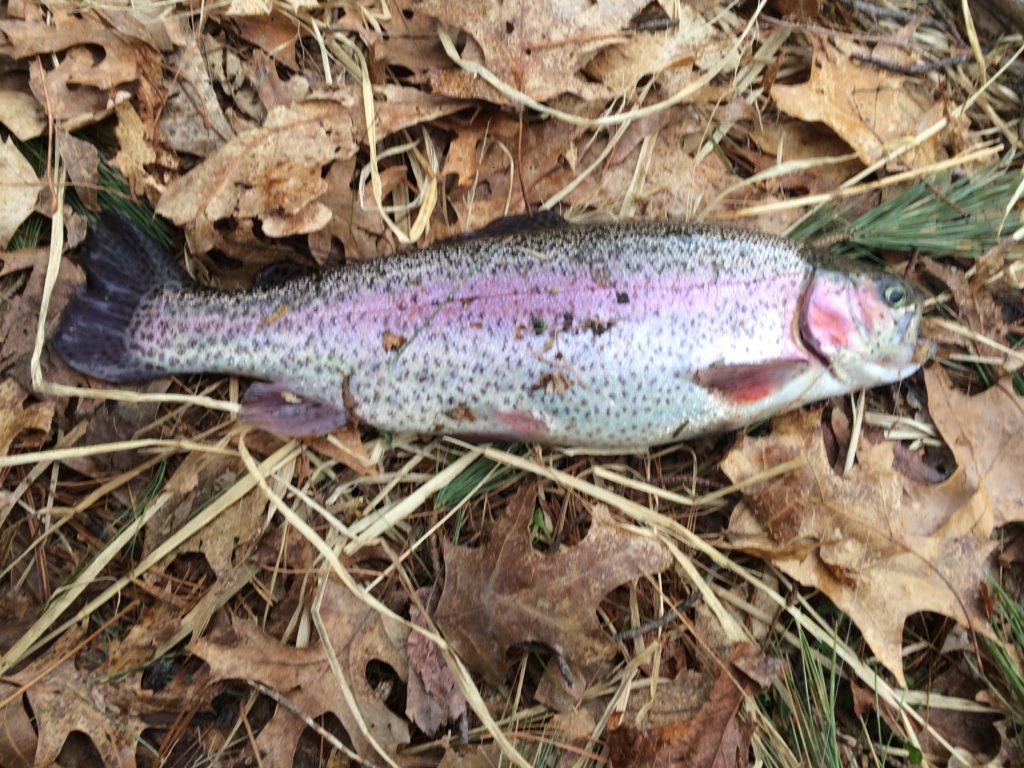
(694, 359, 810, 404)
(241, 382, 349, 437)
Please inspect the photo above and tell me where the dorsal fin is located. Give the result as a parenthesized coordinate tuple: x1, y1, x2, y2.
(459, 210, 567, 240)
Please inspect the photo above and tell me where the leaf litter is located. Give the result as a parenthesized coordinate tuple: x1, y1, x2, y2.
(0, 0, 1022, 766)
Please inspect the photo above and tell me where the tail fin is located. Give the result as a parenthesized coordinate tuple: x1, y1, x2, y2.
(53, 213, 191, 382)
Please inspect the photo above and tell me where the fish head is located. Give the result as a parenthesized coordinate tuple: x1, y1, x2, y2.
(799, 268, 929, 388)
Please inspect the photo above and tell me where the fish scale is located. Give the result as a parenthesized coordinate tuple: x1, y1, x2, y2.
(54, 216, 926, 448)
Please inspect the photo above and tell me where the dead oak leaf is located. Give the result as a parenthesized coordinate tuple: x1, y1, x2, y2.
(0, 6, 144, 90)
(723, 408, 994, 685)
(0, 642, 147, 768)
(406, 587, 466, 736)
(190, 579, 410, 764)
(158, 38, 236, 158)
(0, 379, 53, 458)
(434, 483, 672, 684)
(0, 84, 46, 141)
(772, 35, 944, 170)
(925, 367, 1024, 527)
(414, 0, 650, 103)
(156, 96, 359, 253)
(583, 4, 722, 92)
(0, 137, 39, 247)
(607, 643, 779, 768)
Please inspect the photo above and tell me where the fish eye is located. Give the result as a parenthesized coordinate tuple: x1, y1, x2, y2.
(881, 279, 908, 308)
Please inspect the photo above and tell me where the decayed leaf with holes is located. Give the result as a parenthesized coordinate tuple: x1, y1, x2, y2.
(406, 587, 466, 736)
(414, 0, 651, 103)
(607, 643, 780, 767)
(0, 7, 143, 88)
(772, 35, 944, 170)
(0, 5, 157, 129)
(0, 637, 148, 768)
(724, 408, 995, 685)
(143, 451, 275, 578)
(434, 483, 672, 684)
(0, 379, 53, 458)
(156, 96, 359, 253)
(191, 579, 410, 764)
(925, 367, 1024, 527)
(0, 137, 39, 248)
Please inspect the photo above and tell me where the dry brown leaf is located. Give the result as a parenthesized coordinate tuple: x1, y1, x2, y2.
(772, 35, 943, 170)
(315, 154, 398, 261)
(746, 118, 864, 195)
(0, 85, 45, 140)
(0, 379, 53, 458)
(0, 137, 39, 248)
(144, 451, 271, 578)
(247, 48, 309, 111)
(925, 367, 1024, 527)
(56, 129, 100, 210)
(434, 483, 672, 684)
(191, 579, 410, 763)
(921, 258, 1021, 374)
(414, 0, 649, 102)
(406, 587, 466, 736)
(302, 423, 378, 476)
(111, 101, 159, 200)
(724, 408, 995, 685)
(156, 96, 358, 252)
(159, 38, 236, 157)
(0, 636, 148, 768)
(769, 0, 821, 19)
(233, 12, 300, 69)
(607, 643, 779, 768)
(0, 7, 144, 89)
(363, 5, 452, 77)
(261, 201, 333, 238)
(1, 6, 161, 130)
(0, 246, 85, 394)
(583, 5, 720, 91)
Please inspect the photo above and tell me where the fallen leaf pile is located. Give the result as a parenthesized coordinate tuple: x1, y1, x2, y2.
(724, 366, 1024, 684)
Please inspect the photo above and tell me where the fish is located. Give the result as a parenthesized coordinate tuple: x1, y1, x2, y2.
(53, 213, 928, 448)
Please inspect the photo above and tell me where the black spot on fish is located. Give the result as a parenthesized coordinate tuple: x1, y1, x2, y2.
(582, 318, 615, 336)
(616, 291, 630, 304)
(531, 314, 547, 334)
(562, 312, 574, 331)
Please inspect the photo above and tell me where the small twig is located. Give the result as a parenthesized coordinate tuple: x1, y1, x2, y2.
(248, 680, 368, 765)
(846, 0, 936, 25)
(850, 50, 974, 75)
(614, 565, 721, 640)
(556, 653, 575, 687)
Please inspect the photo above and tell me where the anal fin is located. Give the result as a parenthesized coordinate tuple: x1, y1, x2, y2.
(694, 359, 810, 404)
(241, 382, 349, 437)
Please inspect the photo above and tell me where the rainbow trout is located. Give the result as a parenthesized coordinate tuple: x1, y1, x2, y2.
(54, 215, 926, 447)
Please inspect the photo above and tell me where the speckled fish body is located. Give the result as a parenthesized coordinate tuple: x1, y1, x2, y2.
(54, 217, 926, 447)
